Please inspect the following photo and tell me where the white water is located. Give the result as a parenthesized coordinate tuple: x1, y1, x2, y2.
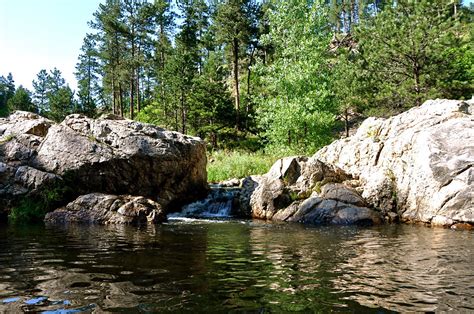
(169, 185, 240, 219)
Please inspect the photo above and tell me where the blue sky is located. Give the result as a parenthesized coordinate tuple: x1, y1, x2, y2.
(1, 0, 473, 93)
(0, 0, 101, 91)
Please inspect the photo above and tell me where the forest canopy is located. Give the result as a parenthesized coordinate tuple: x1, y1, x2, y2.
(1, 0, 472, 154)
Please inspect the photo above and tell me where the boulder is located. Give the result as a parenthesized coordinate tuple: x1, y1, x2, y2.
(45, 193, 166, 225)
(286, 198, 381, 225)
(32, 114, 207, 206)
(0, 112, 208, 222)
(319, 183, 367, 207)
(249, 176, 291, 220)
(242, 156, 382, 225)
(314, 99, 473, 227)
(241, 99, 473, 227)
(236, 175, 261, 218)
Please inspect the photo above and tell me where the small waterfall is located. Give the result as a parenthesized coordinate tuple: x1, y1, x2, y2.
(170, 184, 240, 219)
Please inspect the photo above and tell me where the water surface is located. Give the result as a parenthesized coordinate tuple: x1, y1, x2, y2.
(0, 220, 473, 312)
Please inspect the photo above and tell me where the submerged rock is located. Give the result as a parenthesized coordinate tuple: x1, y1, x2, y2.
(0, 111, 207, 222)
(45, 193, 166, 225)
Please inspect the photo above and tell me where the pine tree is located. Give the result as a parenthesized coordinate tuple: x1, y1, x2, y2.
(166, 0, 208, 134)
(150, 0, 175, 125)
(49, 85, 75, 122)
(46, 68, 74, 121)
(215, 0, 254, 130)
(0, 73, 15, 116)
(7, 86, 37, 113)
(355, 0, 471, 110)
(75, 34, 101, 117)
(32, 69, 50, 115)
(90, 0, 127, 116)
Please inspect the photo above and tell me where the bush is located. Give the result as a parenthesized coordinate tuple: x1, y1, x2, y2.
(0, 105, 9, 117)
(8, 183, 71, 224)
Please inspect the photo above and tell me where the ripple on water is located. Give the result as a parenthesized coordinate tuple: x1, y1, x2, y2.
(0, 222, 473, 312)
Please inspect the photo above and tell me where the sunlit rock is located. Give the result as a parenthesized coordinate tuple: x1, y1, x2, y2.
(45, 193, 166, 225)
(0, 111, 207, 222)
(315, 99, 474, 227)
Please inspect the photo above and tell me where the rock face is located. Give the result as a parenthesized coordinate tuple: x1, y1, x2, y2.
(314, 99, 473, 227)
(0, 112, 57, 220)
(242, 157, 382, 225)
(0, 111, 207, 223)
(44, 193, 166, 225)
(241, 99, 473, 227)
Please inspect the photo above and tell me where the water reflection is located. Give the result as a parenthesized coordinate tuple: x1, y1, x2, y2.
(331, 226, 474, 312)
(0, 222, 472, 312)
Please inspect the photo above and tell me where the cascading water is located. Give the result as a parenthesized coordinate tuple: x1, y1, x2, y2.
(169, 184, 240, 219)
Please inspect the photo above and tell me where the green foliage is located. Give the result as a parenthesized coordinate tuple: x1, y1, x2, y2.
(0, 73, 15, 116)
(9, 199, 47, 224)
(32, 68, 75, 121)
(32, 69, 50, 115)
(352, 0, 472, 110)
(48, 85, 75, 122)
(6, 0, 473, 159)
(255, 0, 337, 153)
(8, 184, 69, 224)
(207, 150, 278, 182)
(7, 86, 37, 113)
(75, 33, 101, 117)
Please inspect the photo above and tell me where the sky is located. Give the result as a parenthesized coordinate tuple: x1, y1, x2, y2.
(1, 0, 473, 93)
(0, 0, 103, 91)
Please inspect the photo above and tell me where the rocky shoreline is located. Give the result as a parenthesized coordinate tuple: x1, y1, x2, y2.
(1, 99, 472, 229)
(0, 112, 207, 223)
(232, 99, 473, 229)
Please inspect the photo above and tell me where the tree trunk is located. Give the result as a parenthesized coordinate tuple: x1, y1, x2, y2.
(413, 61, 421, 106)
(344, 108, 349, 138)
(159, 23, 167, 119)
(130, 77, 134, 119)
(180, 89, 186, 134)
(245, 46, 256, 132)
(119, 83, 124, 117)
(233, 37, 240, 130)
(351, 0, 356, 29)
(87, 56, 91, 113)
(112, 75, 117, 115)
(136, 68, 140, 113)
(175, 108, 179, 132)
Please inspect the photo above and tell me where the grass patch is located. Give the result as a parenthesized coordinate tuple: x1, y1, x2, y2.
(0, 133, 16, 144)
(207, 150, 280, 183)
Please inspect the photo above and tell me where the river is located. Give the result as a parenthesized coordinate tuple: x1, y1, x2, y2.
(0, 219, 473, 312)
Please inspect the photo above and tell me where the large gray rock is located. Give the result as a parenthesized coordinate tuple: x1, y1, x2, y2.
(45, 193, 166, 225)
(314, 99, 474, 227)
(243, 156, 382, 225)
(0, 112, 207, 222)
(33, 114, 207, 206)
(241, 99, 473, 227)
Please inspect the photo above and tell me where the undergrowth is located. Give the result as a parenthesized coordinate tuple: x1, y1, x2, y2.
(207, 150, 280, 183)
(9, 183, 72, 224)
